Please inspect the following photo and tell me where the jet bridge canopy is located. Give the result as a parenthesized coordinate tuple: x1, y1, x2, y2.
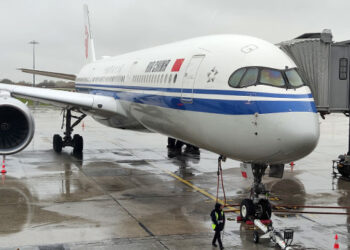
(279, 29, 350, 114)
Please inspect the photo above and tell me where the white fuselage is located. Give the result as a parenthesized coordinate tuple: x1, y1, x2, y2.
(75, 34, 320, 164)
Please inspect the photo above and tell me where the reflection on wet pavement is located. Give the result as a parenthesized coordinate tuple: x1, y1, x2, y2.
(0, 107, 349, 249)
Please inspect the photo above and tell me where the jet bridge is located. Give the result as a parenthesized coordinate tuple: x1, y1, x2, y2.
(279, 29, 350, 114)
(279, 30, 350, 176)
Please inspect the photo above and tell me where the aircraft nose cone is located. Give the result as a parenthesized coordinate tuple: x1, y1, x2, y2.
(279, 113, 320, 161)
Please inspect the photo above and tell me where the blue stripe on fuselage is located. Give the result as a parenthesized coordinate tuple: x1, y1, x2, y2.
(75, 86, 317, 115)
(75, 83, 313, 99)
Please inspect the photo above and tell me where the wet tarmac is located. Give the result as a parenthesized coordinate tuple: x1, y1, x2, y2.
(0, 106, 350, 249)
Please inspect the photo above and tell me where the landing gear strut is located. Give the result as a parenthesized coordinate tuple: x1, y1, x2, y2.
(53, 109, 86, 154)
(167, 137, 200, 155)
(240, 164, 272, 221)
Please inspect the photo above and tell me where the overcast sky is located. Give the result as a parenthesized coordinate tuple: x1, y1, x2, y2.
(0, 0, 349, 82)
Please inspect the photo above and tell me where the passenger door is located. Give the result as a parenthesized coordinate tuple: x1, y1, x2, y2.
(181, 55, 205, 103)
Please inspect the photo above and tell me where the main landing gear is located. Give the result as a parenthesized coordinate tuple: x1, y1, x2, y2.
(240, 164, 272, 221)
(53, 109, 86, 154)
(167, 137, 200, 155)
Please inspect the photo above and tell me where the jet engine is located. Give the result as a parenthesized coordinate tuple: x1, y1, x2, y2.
(0, 94, 35, 155)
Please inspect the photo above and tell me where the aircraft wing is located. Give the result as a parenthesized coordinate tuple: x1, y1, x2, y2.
(17, 68, 76, 81)
(0, 83, 119, 114)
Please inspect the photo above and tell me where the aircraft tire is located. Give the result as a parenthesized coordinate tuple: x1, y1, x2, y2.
(73, 134, 83, 153)
(240, 199, 255, 221)
(53, 134, 63, 153)
(258, 199, 272, 219)
(175, 140, 184, 149)
(338, 165, 350, 178)
(167, 137, 176, 148)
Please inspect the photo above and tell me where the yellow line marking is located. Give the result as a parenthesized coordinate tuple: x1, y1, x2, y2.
(165, 170, 240, 214)
(129, 150, 241, 214)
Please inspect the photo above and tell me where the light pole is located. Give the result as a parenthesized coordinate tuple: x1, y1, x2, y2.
(29, 40, 39, 87)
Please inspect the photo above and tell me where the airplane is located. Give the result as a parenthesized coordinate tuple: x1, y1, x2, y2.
(0, 5, 319, 221)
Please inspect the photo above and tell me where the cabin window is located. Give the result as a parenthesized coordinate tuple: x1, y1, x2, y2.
(240, 68, 258, 87)
(169, 74, 172, 84)
(160, 74, 164, 83)
(339, 58, 348, 80)
(173, 74, 177, 83)
(164, 74, 168, 83)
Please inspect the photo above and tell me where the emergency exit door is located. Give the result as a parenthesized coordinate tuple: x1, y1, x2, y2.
(181, 55, 205, 103)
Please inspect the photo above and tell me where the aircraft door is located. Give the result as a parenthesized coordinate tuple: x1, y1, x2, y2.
(126, 61, 138, 84)
(181, 55, 205, 103)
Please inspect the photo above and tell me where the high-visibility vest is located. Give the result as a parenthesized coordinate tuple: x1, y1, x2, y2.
(211, 211, 224, 230)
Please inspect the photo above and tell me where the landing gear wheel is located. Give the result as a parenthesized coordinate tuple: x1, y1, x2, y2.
(167, 137, 176, 148)
(338, 165, 350, 178)
(184, 144, 200, 155)
(258, 199, 272, 220)
(53, 109, 86, 154)
(240, 199, 255, 221)
(253, 230, 259, 244)
(175, 140, 184, 150)
(73, 134, 83, 154)
(53, 134, 63, 153)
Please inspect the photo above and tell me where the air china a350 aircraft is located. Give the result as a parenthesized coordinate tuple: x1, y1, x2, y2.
(0, 5, 319, 221)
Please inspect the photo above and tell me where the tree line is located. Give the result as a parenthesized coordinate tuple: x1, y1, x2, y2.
(0, 79, 75, 88)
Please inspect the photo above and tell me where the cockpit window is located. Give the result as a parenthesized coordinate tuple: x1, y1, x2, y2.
(285, 69, 304, 87)
(228, 68, 246, 87)
(260, 69, 285, 87)
(228, 67, 304, 89)
(240, 68, 258, 87)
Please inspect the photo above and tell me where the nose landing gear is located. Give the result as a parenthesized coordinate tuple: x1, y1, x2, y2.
(53, 109, 86, 154)
(239, 164, 272, 221)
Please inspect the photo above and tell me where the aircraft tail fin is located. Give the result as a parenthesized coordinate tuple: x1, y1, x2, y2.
(83, 4, 96, 63)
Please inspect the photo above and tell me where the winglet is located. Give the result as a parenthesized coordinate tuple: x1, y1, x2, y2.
(83, 4, 96, 63)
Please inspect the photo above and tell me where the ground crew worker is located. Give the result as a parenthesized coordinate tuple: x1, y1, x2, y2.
(211, 203, 225, 249)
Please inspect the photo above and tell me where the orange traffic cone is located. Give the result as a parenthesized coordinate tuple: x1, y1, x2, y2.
(1, 173, 5, 185)
(334, 234, 339, 249)
(1, 160, 6, 174)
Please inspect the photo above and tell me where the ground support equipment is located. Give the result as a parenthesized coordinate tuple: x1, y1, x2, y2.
(252, 219, 294, 249)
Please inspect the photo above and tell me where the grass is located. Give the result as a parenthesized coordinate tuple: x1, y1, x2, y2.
(17, 97, 51, 106)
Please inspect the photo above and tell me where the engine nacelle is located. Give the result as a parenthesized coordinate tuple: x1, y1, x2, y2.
(0, 94, 35, 155)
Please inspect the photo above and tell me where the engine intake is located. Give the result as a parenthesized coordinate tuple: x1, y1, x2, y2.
(0, 96, 35, 155)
